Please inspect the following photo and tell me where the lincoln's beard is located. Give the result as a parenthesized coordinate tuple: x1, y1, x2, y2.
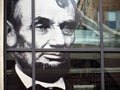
(35, 59, 70, 82)
(15, 52, 71, 83)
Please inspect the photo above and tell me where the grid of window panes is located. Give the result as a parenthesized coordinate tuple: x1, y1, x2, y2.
(5, 0, 120, 90)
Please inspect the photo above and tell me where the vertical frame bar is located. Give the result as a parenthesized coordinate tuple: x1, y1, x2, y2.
(4, 0, 7, 90)
(98, 0, 105, 90)
(31, 0, 35, 90)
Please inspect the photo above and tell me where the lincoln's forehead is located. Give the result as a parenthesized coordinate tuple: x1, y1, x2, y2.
(35, 0, 75, 23)
(35, 0, 73, 9)
(16, 0, 74, 12)
(17, 0, 72, 8)
(15, 0, 75, 23)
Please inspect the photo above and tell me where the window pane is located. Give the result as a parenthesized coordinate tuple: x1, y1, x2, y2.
(102, 0, 120, 48)
(74, 0, 100, 48)
(6, 52, 32, 90)
(6, 0, 32, 49)
(70, 53, 101, 90)
(104, 53, 120, 90)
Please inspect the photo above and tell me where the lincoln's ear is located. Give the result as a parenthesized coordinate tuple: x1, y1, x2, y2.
(7, 20, 17, 47)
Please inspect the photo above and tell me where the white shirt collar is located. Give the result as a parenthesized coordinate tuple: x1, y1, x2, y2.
(15, 64, 66, 90)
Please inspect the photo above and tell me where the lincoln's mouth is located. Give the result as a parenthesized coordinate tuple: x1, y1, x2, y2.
(44, 54, 62, 60)
(36, 52, 65, 66)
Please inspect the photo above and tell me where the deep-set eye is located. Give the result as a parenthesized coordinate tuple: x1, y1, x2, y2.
(35, 23, 50, 29)
(35, 24, 48, 35)
(35, 17, 51, 29)
(62, 29, 74, 36)
(35, 28, 48, 35)
(59, 22, 65, 30)
(59, 21, 77, 30)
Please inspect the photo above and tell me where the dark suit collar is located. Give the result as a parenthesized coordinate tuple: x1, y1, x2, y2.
(15, 64, 66, 90)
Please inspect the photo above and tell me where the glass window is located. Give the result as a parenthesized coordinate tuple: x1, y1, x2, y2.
(4, 0, 120, 90)
(70, 53, 101, 90)
(104, 53, 120, 90)
(74, 0, 100, 48)
(102, 0, 120, 48)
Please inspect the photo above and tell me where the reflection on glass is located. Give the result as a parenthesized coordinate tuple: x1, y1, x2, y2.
(73, 0, 100, 48)
(102, 0, 120, 48)
(104, 53, 120, 90)
(70, 53, 101, 90)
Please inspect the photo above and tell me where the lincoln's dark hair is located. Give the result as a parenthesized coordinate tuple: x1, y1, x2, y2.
(6, 0, 24, 48)
(7, 0, 21, 32)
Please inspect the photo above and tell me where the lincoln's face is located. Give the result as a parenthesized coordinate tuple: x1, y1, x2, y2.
(7, 0, 77, 82)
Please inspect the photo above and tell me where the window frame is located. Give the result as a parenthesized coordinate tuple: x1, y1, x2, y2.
(3, 0, 120, 90)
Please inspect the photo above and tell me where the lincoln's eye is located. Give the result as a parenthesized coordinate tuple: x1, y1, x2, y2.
(35, 24, 48, 35)
(34, 17, 51, 29)
(59, 22, 65, 30)
(59, 22, 77, 30)
(35, 23, 50, 29)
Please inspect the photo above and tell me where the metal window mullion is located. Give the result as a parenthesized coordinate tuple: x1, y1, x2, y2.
(6, 48, 33, 51)
(34, 48, 101, 52)
(31, 0, 35, 90)
(6, 48, 102, 52)
(4, 0, 7, 90)
(104, 48, 120, 52)
(99, 0, 105, 90)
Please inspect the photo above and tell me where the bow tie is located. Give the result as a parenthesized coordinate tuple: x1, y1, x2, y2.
(28, 84, 64, 90)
